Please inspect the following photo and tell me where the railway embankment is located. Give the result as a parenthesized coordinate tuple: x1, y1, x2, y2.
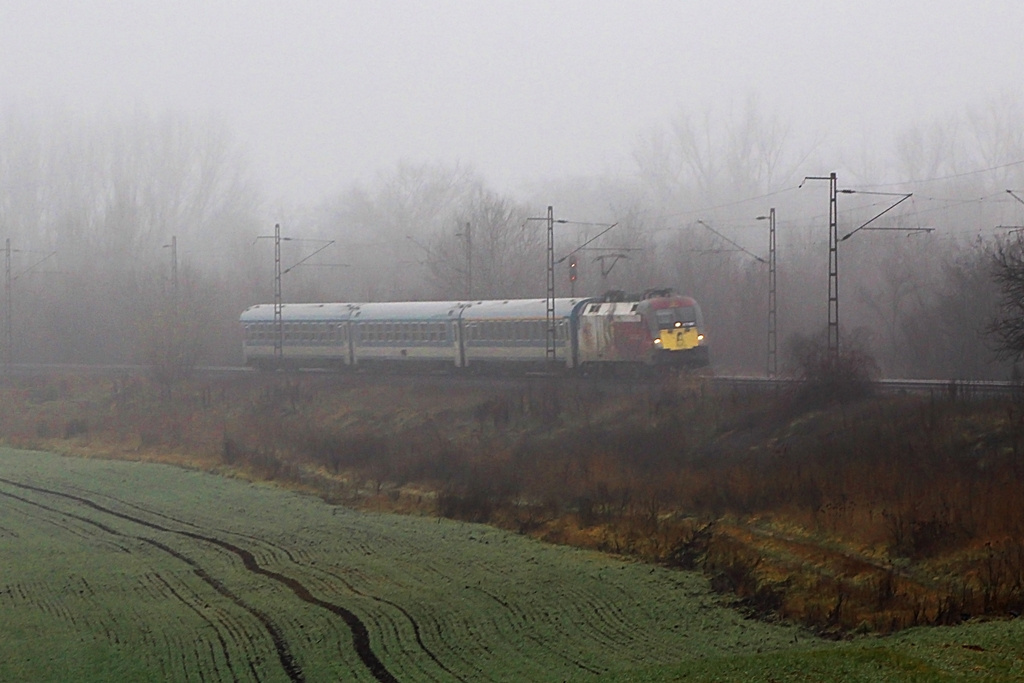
(1, 369, 1022, 636)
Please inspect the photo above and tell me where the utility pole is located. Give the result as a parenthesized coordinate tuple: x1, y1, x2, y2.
(170, 235, 178, 298)
(455, 222, 473, 300)
(256, 224, 335, 368)
(274, 223, 283, 363)
(163, 235, 178, 303)
(757, 209, 778, 378)
(254, 223, 284, 365)
(803, 173, 839, 359)
(4, 239, 10, 369)
(465, 222, 472, 300)
(768, 208, 777, 378)
(546, 206, 555, 361)
(803, 174, 918, 362)
(524, 206, 559, 361)
(526, 208, 617, 363)
(827, 174, 839, 358)
(2, 240, 56, 370)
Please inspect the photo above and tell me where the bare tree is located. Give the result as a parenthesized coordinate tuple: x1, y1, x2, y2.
(427, 189, 544, 299)
(0, 106, 261, 365)
(136, 267, 213, 396)
(318, 162, 483, 299)
(987, 235, 1024, 362)
(633, 95, 810, 213)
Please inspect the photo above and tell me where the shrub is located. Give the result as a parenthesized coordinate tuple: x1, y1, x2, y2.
(785, 331, 878, 409)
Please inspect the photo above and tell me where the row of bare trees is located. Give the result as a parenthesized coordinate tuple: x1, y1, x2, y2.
(2, 97, 1024, 381)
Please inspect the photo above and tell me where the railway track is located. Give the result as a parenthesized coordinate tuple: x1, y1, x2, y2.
(711, 375, 1020, 399)
(2, 363, 1020, 399)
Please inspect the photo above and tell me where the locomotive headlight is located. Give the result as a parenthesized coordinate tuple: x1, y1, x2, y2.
(653, 338, 662, 346)
(674, 321, 682, 328)
(697, 334, 704, 341)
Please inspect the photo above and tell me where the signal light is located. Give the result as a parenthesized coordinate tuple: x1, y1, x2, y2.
(569, 260, 577, 282)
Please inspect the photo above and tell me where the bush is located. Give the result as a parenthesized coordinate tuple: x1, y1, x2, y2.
(785, 331, 878, 408)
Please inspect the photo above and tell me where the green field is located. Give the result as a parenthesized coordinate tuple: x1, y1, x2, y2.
(1, 448, 1022, 682)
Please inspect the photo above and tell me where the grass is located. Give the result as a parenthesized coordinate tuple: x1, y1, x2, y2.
(0, 447, 810, 681)
(3, 447, 1024, 681)
(2, 370, 1024, 674)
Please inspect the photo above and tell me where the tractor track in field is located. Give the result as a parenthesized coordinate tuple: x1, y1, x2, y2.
(0, 476, 400, 683)
(66, 487, 467, 682)
(0, 485, 267, 682)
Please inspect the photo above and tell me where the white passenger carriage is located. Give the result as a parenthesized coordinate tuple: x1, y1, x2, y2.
(349, 301, 465, 367)
(459, 298, 591, 368)
(240, 303, 356, 368)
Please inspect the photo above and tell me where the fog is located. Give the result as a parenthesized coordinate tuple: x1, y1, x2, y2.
(2, 2, 1024, 378)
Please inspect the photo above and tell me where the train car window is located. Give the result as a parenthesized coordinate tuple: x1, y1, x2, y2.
(630, 304, 639, 312)
(588, 304, 601, 313)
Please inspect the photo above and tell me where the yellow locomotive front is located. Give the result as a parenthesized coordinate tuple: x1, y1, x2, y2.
(640, 292, 709, 366)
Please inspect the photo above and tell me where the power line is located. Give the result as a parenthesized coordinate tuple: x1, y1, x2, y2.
(849, 158, 1024, 189)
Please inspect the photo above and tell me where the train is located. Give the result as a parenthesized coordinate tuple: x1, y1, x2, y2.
(239, 288, 709, 372)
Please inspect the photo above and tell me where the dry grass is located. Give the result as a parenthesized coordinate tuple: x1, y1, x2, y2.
(2, 369, 1023, 635)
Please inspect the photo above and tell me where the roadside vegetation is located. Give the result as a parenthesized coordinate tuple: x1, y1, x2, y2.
(2, 367, 1023, 642)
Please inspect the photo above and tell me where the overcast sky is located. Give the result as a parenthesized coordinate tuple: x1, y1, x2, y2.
(2, 1, 1022, 206)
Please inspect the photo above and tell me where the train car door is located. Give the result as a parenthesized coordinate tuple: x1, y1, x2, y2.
(453, 319, 465, 367)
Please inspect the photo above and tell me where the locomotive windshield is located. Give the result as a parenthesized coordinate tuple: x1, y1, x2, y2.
(655, 306, 697, 328)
